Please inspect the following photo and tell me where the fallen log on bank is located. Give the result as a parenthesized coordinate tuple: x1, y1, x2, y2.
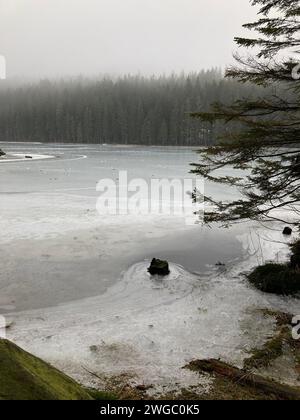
(187, 359, 300, 401)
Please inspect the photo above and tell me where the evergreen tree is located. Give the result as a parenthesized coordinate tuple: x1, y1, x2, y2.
(0, 71, 263, 146)
(158, 120, 168, 145)
(141, 116, 152, 145)
(191, 0, 300, 228)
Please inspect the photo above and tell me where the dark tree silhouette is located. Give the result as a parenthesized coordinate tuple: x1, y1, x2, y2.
(0, 71, 262, 146)
(191, 0, 300, 228)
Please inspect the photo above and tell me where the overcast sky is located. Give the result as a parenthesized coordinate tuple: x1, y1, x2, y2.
(0, 0, 258, 80)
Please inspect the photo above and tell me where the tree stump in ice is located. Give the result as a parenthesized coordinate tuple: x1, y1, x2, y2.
(148, 258, 170, 276)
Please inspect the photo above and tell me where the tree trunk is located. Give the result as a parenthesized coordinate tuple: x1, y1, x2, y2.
(187, 359, 300, 401)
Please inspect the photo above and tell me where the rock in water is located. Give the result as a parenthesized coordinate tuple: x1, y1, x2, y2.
(0, 149, 6, 157)
(283, 227, 292, 236)
(148, 258, 170, 276)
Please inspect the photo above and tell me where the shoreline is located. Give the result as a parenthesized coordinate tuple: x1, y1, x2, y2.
(0, 153, 55, 163)
(0, 142, 203, 150)
(0, 143, 298, 397)
(5, 222, 299, 397)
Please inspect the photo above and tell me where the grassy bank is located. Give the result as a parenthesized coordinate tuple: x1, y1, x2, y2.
(0, 339, 114, 400)
(248, 240, 300, 296)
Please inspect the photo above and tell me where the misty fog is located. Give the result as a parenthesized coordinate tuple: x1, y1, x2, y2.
(0, 0, 258, 79)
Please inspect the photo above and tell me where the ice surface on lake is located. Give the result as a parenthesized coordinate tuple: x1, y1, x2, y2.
(7, 227, 299, 395)
(0, 143, 243, 311)
(1, 143, 298, 394)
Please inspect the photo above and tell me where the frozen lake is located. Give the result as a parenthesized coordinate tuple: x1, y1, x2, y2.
(1, 143, 298, 395)
(0, 142, 244, 312)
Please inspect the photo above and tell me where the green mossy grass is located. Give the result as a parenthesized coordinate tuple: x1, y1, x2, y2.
(244, 310, 300, 377)
(0, 339, 115, 400)
(248, 240, 300, 296)
(244, 328, 287, 370)
(248, 263, 300, 295)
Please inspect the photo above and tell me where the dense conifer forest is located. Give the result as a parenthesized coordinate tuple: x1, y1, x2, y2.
(0, 70, 264, 145)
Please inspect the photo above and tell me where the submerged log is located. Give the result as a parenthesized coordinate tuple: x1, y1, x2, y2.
(187, 359, 300, 401)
